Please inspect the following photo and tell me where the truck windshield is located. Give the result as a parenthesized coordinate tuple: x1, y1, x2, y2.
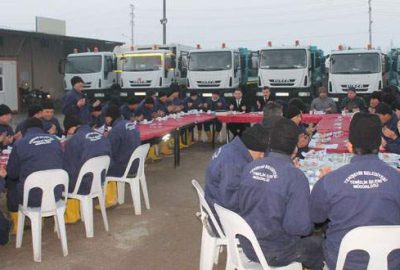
(330, 53, 381, 74)
(188, 51, 232, 71)
(65, 55, 102, 74)
(123, 55, 162, 71)
(260, 49, 307, 69)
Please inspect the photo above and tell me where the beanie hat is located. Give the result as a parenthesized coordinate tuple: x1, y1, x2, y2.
(105, 104, 121, 120)
(127, 96, 138, 105)
(25, 117, 43, 130)
(70, 76, 84, 87)
(375, 102, 392, 115)
(158, 91, 168, 98)
(270, 118, 300, 155)
(42, 101, 55, 110)
(284, 105, 301, 120)
(0, 104, 12, 116)
(349, 112, 381, 153)
(63, 114, 82, 132)
(241, 124, 269, 152)
(28, 105, 43, 117)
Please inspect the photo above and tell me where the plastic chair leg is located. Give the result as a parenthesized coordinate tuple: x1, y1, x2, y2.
(80, 200, 85, 222)
(97, 193, 109, 232)
(16, 210, 25, 248)
(200, 228, 218, 270)
(30, 212, 43, 262)
(129, 179, 141, 215)
(140, 175, 150, 210)
(55, 207, 68, 257)
(54, 216, 60, 239)
(117, 182, 125, 205)
(81, 198, 94, 238)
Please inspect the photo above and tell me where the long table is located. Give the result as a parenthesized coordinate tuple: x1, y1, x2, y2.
(216, 112, 325, 125)
(137, 113, 216, 167)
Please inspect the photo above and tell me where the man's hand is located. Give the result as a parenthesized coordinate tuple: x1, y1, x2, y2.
(77, 98, 86, 108)
(229, 104, 234, 111)
(382, 127, 398, 140)
(188, 102, 193, 108)
(306, 124, 315, 136)
(48, 124, 57, 135)
(298, 134, 309, 148)
(256, 100, 261, 110)
(319, 166, 332, 178)
(241, 106, 246, 111)
(13, 132, 22, 141)
(0, 167, 7, 178)
(380, 137, 387, 151)
(204, 103, 208, 109)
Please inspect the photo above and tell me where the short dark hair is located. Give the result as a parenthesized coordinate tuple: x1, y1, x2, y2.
(25, 117, 43, 130)
(269, 118, 300, 155)
(263, 86, 270, 91)
(144, 97, 155, 105)
(375, 102, 392, 115)
(190, 90, 198, 97)
(28, 105, 43, 117)
(349, 113, 381, 155)
(263, 101, 283, 120)
(42, 101, 55, 110)
(288, 98, 307, 113)
(158, 91, 168, 98)
(348, 87, 357, 93)
(234, 88, 243, 93)
(127, 96, 138, 105)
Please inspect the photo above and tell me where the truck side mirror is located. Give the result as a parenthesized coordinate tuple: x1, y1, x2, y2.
(58, 59, 66, 75)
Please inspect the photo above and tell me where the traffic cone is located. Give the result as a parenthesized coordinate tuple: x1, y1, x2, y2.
(9, 212, 18, 235)
(64, 199, 81, 224)
(147, 145, 162, 161)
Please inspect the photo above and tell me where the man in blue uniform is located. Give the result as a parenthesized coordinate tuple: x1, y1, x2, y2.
(284, 105, 311, 158)
(0, 104, 15, 149)
(62, 76, 100, 124)
(6, 117, 64, 234)
(104, 105, 141, 207)
(168, 89, 184, 113)
(155, 91, 171, 116)
(203, 91, 227, 143)
(238, 117, 324, 269)
(375, 102, 400, 154)
(0, 170, 11, 245)
(310, 113, 400, 270)
(63, 115, 111, 222)
(184, 91, 204, 141)
(120, 96, 143, 122)
(15, 105, 43, 137)
(205, 124, 269, 224)
(41, 101, 63, 137)
(136, 97, 157, 121)
(89, 105, 105, 129)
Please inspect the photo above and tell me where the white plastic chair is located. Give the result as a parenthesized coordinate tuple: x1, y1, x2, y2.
(335, 225, 400, 270)
(16, 169, 69, 262)
(192, 179, 227, 270)
(214, 204, 302, 270)
(104, 143, 150, 215)
(68, 155, 110, 238)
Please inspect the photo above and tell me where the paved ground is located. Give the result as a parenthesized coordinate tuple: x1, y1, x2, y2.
(0, 139, 230, 270)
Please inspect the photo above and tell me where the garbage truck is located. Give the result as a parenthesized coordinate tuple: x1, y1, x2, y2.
(257, 41, 325, 99)
(186, 44, 259, 98)
(114, 44, 194, 97)
(61, 48, 117, 99)
(386, 48, 400, 90)
(328, 46, 385, 97)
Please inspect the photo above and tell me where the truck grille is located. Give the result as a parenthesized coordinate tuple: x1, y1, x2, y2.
(341, 84, 369, 92)
(130, 80, 152, 87)
(269, 79, 295, 86)
(197, 80, 221, 88)
(83, 82, 92, 89)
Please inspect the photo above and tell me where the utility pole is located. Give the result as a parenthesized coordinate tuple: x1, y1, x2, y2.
(368, 0, 372, 46)
(130, 3, 135, 49)
(160, 0, 167, 44)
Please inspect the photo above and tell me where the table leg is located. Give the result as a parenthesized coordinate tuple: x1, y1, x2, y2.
(212, 120, 216, 149)
(173, 129, 180, 168)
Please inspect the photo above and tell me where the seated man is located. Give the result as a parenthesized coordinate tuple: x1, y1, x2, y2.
(104, 105, 141, 207)
(15, 105, 43, 137)
(368, 91, 382, 114)
(340, 88, 367, 113)
(205, 124, 268, 220)
(183, 91, 204, 142)
(256, 86, 274, 111)
(7, 117, 63, 233)
(155, 91, 172, 116)
(120, 96, 141, 121)
(310, 86, 337, 113)
(203, 91, 227, 143)
(41, 101, 63, 137)
(238, 117, 323, 269)
(63, 115, 111, 222)
(310, 113, 400, 270)
(0, 104, 16, 149)
(228, 88, 250, 137)
(262, 101, 283, 126)
(167, 88, 184, 113)
(136, 97, 157, 121)
(284, 105, 311, 158)
(375, 102, 400, 153)
(89, 105, 105, 130)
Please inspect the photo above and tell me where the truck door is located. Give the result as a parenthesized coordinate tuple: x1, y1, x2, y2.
(0, 60, 18, 111)
(234, 52, 241, 86)
(104, 55, 116, 88)
(164, 54, 174, 87)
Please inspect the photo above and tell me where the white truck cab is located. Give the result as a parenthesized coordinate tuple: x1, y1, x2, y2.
(63, 51, 116, 99)
(186, 47, 242, 97)
(328, 48, 384, 95)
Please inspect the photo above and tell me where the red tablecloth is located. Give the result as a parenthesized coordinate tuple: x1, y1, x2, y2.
(138, 124, 176, 141)
(216, 112, 326, 125)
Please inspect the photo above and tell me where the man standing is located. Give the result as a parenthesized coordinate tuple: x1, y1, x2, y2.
(7, 118, 63, 234)
(204, 124, 269, 219)
(256, 86, 274, 111)
(238, 117, 324, 269)
(340, 88, 366, 113)
(62, 76, 100, 123)
(310, 113, 400, 270)
(228, 88, 250, 137)
(310, 86, 337, 113)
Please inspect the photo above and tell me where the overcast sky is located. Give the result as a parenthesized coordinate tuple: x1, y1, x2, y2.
(1, 0, 399, 52)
